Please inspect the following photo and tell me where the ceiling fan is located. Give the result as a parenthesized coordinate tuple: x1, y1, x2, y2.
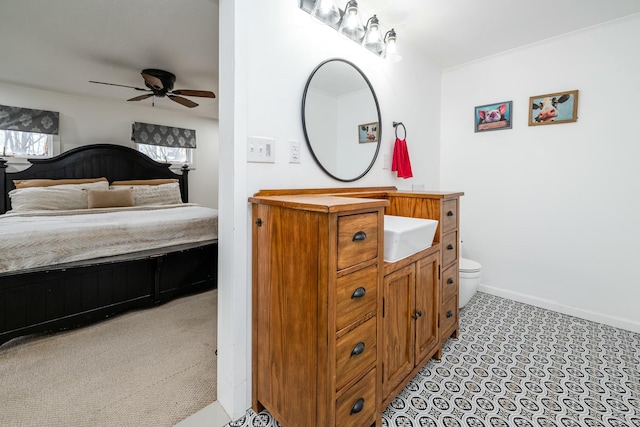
(89, 69, 216, 108)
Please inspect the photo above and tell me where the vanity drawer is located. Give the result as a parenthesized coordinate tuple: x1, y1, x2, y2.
(442, 199, 458, 233)
(335, 368, 377, 427)
(337, 213, 378, 270)
(440, 293, 458, 338)
(336, 317, 377, 390)
(441, 263, 458, 303)
(442, 231, 458, 267)
(336, 265, 378, 331)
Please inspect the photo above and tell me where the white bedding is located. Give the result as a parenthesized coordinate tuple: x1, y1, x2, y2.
(0, 204, 218, 274)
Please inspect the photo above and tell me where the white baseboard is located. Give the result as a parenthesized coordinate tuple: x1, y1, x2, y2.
(174, 401, 230, 427)
(478, 284, 640, 334)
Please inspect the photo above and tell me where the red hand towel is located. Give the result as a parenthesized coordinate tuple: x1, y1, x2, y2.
(391, 138, 413, 179)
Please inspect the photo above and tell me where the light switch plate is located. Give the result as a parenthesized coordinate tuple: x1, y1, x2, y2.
(248, 136, 275, 163)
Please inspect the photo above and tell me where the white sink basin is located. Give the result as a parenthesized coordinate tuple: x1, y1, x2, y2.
(384, 215, 438, 262)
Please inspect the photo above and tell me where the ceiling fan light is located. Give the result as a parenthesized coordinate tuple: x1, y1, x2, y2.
(311, 0, 340, 26)
(338, 0, 364, 42)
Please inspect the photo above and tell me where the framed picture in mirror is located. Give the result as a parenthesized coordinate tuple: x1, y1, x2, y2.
(359, 122, 378, 143)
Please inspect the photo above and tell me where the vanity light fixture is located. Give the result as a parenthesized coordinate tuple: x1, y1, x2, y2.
(362, 15, 383, 54)
(311, 0, 341, 25)
(338, 0, 365, 42)
(299, 0, 401, 61)
(383, 28, 402, 63)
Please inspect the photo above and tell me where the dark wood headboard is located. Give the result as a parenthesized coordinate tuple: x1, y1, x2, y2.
(0, 144, 189, 214)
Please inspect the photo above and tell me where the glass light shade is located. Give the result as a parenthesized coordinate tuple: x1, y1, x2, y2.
(311, 0, 340, 26)
(384, 29, 402, 62)
(338, 0, 364, 42)
(362, 15, 383, 53)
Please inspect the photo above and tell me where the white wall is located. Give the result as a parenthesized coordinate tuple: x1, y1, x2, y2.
(217, 0, 443, 419)
(1, 83, 219, 208)
(440, 14, 640, 332)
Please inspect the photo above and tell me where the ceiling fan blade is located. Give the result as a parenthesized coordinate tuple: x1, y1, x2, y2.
(141, 72, 164, 90)
(171, 89, 216, 98)
(89, 81, 148, 91)
(127, 94, 154, 102)
(168, 95, 198, 108)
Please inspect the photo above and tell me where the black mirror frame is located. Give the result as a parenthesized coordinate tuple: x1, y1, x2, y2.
(301, 58, 382, 182)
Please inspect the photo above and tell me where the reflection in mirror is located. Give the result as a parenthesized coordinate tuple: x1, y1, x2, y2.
(302, 58, 381, 182)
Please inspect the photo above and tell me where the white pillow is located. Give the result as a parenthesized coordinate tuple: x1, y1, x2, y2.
(8, 181, 109, 212)
(120, 182, 183, 206)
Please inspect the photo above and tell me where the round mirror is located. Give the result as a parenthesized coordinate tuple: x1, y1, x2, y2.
(302, 58, 381, 182)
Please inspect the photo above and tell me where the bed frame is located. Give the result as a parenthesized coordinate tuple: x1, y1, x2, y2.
(0, 144, 217, 346)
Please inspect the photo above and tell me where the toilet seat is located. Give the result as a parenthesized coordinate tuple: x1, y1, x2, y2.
(459, 257, 481, 273)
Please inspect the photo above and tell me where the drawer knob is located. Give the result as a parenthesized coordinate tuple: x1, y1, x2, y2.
(447, 244, 454, 250)
(447, 278, 454, 285)
(447, 310, 453, 318)
(352, 231, 367, 242)
(447, 211, 454, 217)
(350, 342, 365, 356)
(350, 397, 365, 415)
(351, 287, 366, 299)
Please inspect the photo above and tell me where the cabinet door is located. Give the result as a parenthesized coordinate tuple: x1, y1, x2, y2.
(414, 252, 439, 364)
(382, 264, 415, 401)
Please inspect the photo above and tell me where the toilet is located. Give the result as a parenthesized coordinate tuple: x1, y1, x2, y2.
(459, 257, 481, 308)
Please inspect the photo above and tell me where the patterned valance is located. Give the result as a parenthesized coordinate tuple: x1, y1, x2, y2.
(131, 122, 196, 149)
(0, 104, 59, 135)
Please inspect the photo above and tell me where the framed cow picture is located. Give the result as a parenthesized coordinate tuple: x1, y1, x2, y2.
(474, 101, 512, 132)
(529, 90, 579, 126)
(358, 122, 378, 143)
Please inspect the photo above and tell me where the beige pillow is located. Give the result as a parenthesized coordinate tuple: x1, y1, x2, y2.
(111, 179, 179, 186)
(87, 188, 135, 209)
(9, 187, 89, 211)
(14, 177, 108, 189)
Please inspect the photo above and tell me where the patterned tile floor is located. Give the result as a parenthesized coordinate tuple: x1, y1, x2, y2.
(230, 292, 640, 427)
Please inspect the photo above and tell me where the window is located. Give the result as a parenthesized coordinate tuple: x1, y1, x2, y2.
(1, 130, 55, 159)
(131, 122, 197, 168)
(136, 143, 193, 166)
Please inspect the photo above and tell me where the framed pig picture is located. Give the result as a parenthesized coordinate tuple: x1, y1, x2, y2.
(529, 90, 579, 126)
(474, 101, 512, 132)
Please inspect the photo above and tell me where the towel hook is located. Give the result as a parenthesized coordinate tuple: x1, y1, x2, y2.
(393, 121, 406, 140)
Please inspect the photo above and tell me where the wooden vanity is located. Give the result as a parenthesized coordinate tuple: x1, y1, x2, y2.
(249, 187, 463, 427)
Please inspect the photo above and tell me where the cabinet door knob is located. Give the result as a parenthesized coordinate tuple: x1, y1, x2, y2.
(352, 231, 367, 242)
(447, 211, 454, 217)
(446, 310, 453, 318)
(351, 287, 366, 299)
(417, 310, 423, 317)
(447, 278, 454, 285)
(447, 244, 454, 250)
(350, 342, 365, 356)
(350, 397, 365, 415)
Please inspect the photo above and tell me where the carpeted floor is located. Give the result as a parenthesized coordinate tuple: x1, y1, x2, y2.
(0, 289, 217, 427)
(230, 292, 640, 427)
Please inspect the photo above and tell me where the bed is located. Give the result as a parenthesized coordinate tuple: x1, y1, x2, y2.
(0, 144, 218, 346)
